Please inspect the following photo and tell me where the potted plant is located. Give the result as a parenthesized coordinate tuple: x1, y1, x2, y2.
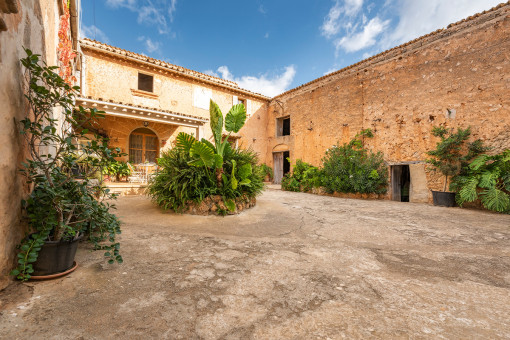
(103, 161, 131, 182)
(426, 126, 487, 207)
(10, 49, 124, 281)
(260, 164, 274, 182)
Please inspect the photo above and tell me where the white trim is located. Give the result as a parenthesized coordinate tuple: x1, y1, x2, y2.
(76, 97, 207, 128)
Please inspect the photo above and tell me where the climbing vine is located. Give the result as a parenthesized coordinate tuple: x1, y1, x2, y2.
(57, 0, 76, 85)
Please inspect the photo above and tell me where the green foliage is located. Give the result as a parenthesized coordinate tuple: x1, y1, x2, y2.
(260, 163, 273, 181)
(452, 150, 510, 213)
(281, 159, 322, 192)
(148, 100, 263, 213)
(147, 148, 217, 212)
(12, 49, 123, 281)
(321, 131, 388, 194)
(426, 126, 488, 191)
(103, 161, 131, 181)
(224, 104, 247, 133)
(281, 173, 301, 192)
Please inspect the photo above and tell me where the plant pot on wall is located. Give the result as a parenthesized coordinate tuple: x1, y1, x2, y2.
(32, 234, 83, 276)
(431, 190, 456, 207)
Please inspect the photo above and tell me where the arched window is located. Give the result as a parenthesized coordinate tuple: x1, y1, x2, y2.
(129, 128, 159, 164)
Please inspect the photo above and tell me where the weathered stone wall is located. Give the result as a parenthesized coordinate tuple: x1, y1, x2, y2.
(268, 3, 510, 202)
(0, 0, 63, 289)
(81, 48, 269, 159)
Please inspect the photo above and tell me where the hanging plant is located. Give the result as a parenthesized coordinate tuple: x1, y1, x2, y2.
(57, 0, 76, 85)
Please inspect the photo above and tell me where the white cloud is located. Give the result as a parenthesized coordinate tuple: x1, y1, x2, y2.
(81, 25, 109, 43)
(336, 17, 390, 52)
(106, 0, 177, 35)
(383, 0, 503, 48)
(258, 4, 266, 14)
(321, 0, 364, 38)
(138, 36, 161, 53)
(205, 66, 297, 97)
(323, 68, 337, 76)
(168, 0, 177, 22)
(264, 32, 269, 39)
(321, 0, 501, 56)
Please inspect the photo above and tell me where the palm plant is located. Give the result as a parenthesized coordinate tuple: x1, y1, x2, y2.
(452, 150, 510, 213)
(175, 99, 247, 188)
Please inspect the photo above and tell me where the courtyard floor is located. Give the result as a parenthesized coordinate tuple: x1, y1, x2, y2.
(1, 188, 510, 339)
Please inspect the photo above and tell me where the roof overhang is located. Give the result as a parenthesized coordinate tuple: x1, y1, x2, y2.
(76, 97, 208, 128)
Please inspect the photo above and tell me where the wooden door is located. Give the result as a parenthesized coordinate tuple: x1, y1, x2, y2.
(391, 166, 402, 201)
(273, 152, 284, 184)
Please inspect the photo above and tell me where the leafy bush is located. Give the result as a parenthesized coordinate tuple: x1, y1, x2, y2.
(11, 49, 123, 281)
(321, 129, 388, 194)
(452, 150, 510, 213)
(281, 159, 322, 192)
(260, 163, 274, 181)
(103, 160, 131, 181)
(426, 126, 488, 192)
(148, 100, 264, 213)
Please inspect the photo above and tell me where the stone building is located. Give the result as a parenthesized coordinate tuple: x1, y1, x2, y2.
(0, 0, 81, 289)
(77, 39, 269, 164)
(0, 1, 509, 287)
(264, 3, 510, 203)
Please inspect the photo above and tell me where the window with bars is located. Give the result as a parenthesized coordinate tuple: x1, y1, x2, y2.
(129, 128, 158, 163)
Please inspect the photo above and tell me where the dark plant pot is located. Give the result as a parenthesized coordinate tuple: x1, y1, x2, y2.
(431, 190, 456, 207)
(33, 234, 83, 276)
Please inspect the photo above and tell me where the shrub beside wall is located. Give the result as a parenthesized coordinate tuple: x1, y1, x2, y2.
(282, 129, 388, 196)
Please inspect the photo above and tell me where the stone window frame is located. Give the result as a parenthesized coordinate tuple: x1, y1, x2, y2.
(276, 116, 291, 137)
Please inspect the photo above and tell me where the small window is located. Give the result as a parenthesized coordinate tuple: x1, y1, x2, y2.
(237, 98, 246, 107)
(277, 117, 291, 137)
(138, 73, 154, 92)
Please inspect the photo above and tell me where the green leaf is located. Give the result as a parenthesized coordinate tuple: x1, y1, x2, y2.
(189, 141, 215, 167)
(237, 163, 252, 180)
(176, 132, 196, 153)
(239, 179, 251, 186)
(209, 100, 223, 145)
(225, 103, 247, 133)
(481, 188, 510, 213)
(225, 199, 236, 212)
(213, 154, 223, 169)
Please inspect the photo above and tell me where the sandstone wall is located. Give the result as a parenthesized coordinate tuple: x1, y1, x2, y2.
(0, 0, 63, 289)
(81, 49, 269, 159)
(268, 4, 510, 202)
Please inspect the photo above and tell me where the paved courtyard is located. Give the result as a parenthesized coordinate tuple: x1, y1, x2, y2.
(1, 188, 510, 339)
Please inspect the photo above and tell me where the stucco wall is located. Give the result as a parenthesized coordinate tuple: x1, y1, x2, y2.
(81, 49, 269, 159)
(268, 4, 510, 202)
(0, 0, 62, 289)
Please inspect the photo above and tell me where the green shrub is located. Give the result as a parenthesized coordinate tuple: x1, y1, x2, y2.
(280, 159, 322, 192)
(452, 150, 510, 213)
(148, 100, 264, 213)
(260, 163, 273, 181)
(321, 129, 388, 194)
(426, 126, 488, 192)
(281, 173, 301, 192)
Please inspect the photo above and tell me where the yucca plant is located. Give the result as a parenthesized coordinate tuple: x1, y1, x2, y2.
(452, 150, 510, 213)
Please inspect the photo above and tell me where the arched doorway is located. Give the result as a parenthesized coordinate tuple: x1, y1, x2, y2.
(129, 128, 159, 164)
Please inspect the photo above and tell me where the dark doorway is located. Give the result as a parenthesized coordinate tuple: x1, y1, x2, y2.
(283, 151, 290, 175)
(391, 165, 410, 202)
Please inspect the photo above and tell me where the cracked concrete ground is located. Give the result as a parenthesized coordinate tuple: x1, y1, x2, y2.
(1, 188, 510, 339)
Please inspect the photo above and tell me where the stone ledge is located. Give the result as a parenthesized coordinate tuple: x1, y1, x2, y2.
(184, 195, 256, 216)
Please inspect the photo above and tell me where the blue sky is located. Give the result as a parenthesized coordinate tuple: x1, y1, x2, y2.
(81, 0, 503, 97)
